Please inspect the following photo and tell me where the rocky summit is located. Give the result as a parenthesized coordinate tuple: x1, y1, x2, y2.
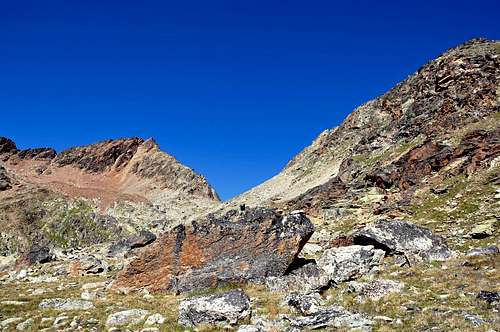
(0, 38, 499, 331)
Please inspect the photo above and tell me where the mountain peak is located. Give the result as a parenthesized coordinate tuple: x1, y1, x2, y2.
(0, 136, 220, 216)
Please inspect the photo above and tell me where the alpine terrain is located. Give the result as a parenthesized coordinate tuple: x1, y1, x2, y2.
(0, 38, 498, 331)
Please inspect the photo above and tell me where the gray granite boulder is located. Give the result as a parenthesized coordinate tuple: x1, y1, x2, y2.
(178, 290, 251, 327)
(353, 220, 453, 261)
(317, 245, 385, 284)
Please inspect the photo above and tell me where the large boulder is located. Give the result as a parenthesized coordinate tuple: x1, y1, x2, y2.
(317, 245, 385, 284)
(114, 208, 314, 293)
(266, 245, 384, 293)
(282, 292, 325, 315)
(353, 220, 453, 261)
(266, 260, 330, 293)
(178, 290, 251, 327)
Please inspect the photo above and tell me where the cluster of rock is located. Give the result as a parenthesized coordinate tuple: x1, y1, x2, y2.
(0, 38, 498, 331)
(110, 210, 456, 330)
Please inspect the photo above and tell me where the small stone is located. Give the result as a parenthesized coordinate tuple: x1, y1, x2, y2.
(16, 318, 34, 331)
(0, 317, 23, 328)
(39, 298, 94, 311)
(18, 245, 52, 265)
(265, 260, 330, 293)
(466, 246, 499, 256)
(70, 316, 82, 328)
(349, 279, 404, 302)
(301, 243, 323, 256)
(462, 312, 485, 327)
(16, 270, 28, 279)
(31, 288, 50, 296)
(373, 315, 393, 322)
(81, 281, 108, 290)
(1, 300, 28, 306)
(144, 313, 165, 326)
(40, 317, 54, 325)
(69, 255, 108, 275)
(477, 290, 500, 305)
(106, 309, 149, 327)
(237, 325, 265, 332)
(81, 290, 105, 301)
(53, 316, 70, 328)
(468, 220, 497, 239)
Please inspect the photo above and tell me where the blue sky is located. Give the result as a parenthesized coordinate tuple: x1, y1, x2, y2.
(1, 1, 499, 200)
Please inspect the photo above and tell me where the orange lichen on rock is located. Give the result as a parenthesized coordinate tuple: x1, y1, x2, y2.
(114, 208, 314, 293)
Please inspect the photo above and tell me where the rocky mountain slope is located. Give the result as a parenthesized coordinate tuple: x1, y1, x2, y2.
(222, 38, 499, 251)
(0, 137, 220, 260)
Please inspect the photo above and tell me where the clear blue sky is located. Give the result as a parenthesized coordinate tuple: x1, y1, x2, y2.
(1, 1, 499, 200)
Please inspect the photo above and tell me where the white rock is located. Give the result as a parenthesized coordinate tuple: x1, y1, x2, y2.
(39, 298, 94, 311)
(106, 309, 149, 327)
(41, 317, 54, 325)
(31, 288, 50, 296)
(178, 290, 251, 327)
(0, 317, 23, 328)
(53, 316, 69, 328)
(17, 270, 28, 279)
(1, 300, 28, 306)
(16, 318, 34, 331)
(28, 275, 58, 283)
(144, 313, 165, 326)
(81, 290, 105, 301)
(317, 245, 385, 283)
(301, 243, 323, 256)
(81, 281, 108, 290)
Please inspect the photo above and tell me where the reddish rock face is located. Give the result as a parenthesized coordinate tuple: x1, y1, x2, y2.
(365, 129, 500, 191)
(0, 136, 220, 212)
(114, 208, 314, 293)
